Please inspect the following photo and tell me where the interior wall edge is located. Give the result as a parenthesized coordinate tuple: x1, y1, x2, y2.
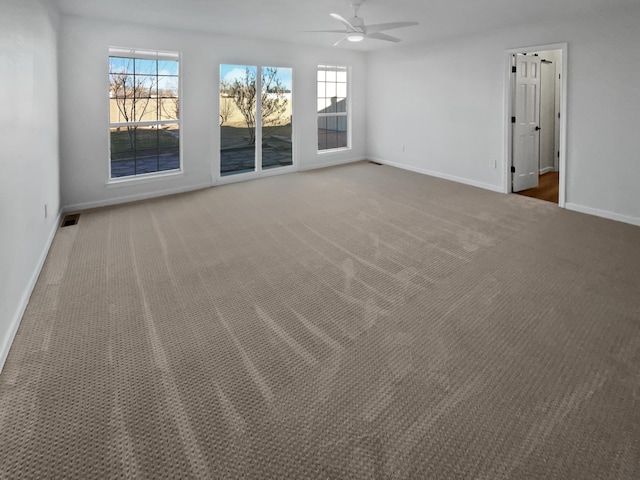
(0, 210, 63, 375)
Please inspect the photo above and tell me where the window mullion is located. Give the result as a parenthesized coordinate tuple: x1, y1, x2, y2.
(256, 66, 263, 174)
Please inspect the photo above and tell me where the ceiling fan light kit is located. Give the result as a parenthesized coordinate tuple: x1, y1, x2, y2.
(307, 0, 418, 46)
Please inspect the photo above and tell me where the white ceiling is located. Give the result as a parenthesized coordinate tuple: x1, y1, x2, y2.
(49, 0, 635, 51)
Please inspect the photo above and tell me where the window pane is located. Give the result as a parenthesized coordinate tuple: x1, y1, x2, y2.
(335, 98, 347, 113)
(158, 127, 180, 172)
(158, 76, 179, 121)
(109, 57, 134, 74)
(317, 98, 330, 113)
(134, 75, 157, 99)
(158, 60, 179, 76)
(159, 97, 179, 121)
(134, 127, 159, 175)
(220, 64, 256, 176)
(158, 77, 178, 98)
(262, 67, 292, 170)
(109, 73, 132, 98)
(133, 98, 158, 122)
(336, 83, 347, 98)
(110, 127, 136, 178)
(325, 82, 337, 98)
(135, 58, 156, 75)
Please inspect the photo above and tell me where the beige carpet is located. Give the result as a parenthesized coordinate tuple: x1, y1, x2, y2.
(1, 161, 640, 479)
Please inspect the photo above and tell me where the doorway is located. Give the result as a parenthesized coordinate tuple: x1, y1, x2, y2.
(504, 44, 567, 207)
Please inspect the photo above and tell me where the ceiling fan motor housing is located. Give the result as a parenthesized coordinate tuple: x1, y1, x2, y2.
(350, 16, 364, 31)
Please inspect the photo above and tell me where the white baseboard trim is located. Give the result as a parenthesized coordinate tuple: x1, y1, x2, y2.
(369, 157, 503, 193)
(298, 157, 364, 172)
(565, 203, 640, 227)
(539, 166, 556, 175)
(215, 165, 297, 186)
(0, 210, 63, 374)
(62, 182, 212, 213)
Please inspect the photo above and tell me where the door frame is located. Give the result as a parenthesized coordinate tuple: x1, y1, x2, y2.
(503, 43, 568, 207)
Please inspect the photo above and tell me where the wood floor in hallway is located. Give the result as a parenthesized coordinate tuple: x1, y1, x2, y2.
(517, 171, 559, 203)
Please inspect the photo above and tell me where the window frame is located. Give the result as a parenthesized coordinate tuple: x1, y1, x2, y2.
(317, 64, 350, 153)
(219, 64, 294, 179)
(108, 48, 182, 182)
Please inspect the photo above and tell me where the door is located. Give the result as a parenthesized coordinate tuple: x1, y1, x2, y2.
(512, 54, 541, 192)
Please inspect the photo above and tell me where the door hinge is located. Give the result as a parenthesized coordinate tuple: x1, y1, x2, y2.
(558, 112, 561, 119)
(558, 73, 561, 80)
(558, 151, 560, 158)
(512, 66, 517, 73)
(511, 116, 516, 123)
(511, 166, 516, 173)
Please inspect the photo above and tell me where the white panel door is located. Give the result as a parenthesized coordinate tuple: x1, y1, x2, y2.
(512, 54, 541, 192)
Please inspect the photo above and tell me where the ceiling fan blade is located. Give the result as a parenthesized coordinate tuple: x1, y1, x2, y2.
(333, 36, 349, 47)
(330, 13, 357, 31)
(364, 21, 418, 34)
(300, 29, 351, 33)
(365, 32, 402, 43)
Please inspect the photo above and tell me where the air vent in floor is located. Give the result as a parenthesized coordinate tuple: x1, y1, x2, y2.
(368, 161, 383, 166)
(61, 213, 80, 227)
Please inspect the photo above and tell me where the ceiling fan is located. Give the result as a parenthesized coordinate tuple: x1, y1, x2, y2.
(308, 0, 419, 46)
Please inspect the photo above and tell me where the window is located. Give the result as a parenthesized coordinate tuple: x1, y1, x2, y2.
(317, 65, 348, 151)
(220, 65, 293, 177)
(109, 49, 180, 179)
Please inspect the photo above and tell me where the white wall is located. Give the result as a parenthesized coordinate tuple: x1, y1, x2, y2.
(0, 0, 61, 371)
(58, 16, 367, 211)
(366, 4, 640, 225)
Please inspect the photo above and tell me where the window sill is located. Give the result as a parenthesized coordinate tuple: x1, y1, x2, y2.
(318, 147, 351, 155)
(106, 169, 184, 188)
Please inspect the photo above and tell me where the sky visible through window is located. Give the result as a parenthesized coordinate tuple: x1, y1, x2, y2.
(220, 64, 292, 92)
(109, 57, 179, 92)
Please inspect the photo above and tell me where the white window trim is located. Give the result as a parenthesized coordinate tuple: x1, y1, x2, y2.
(317, 64, 351, 153)
(107, 47, 182, 183)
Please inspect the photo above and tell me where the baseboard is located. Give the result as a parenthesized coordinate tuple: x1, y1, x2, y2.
(297, 157, 365, 172)
(539, 166, 556, 175)
(565, 203, 640, 227)
(369, 157, 503, 193)
(0, 210, 63, 374)
(215, 165, 297, 186)
(62, 182, 212, 213)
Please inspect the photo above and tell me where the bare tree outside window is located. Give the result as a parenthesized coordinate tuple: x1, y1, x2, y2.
(109, 58, 158, 150)
(226, 67, 289, 145)
(219, 80, 234, 126)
